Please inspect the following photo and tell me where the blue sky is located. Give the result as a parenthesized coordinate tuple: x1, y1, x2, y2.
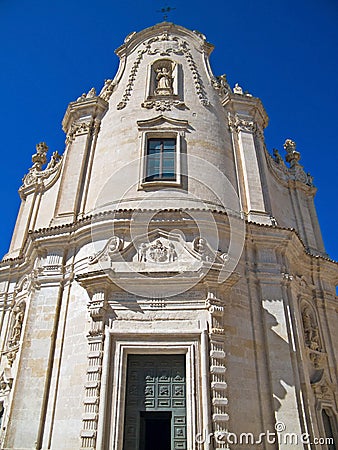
(0, 0, 337, 260)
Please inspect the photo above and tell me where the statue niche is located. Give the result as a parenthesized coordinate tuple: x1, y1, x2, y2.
(301, 305, 322, 352)
(153, 59, 175, 96)
(8, 302, 26, 348)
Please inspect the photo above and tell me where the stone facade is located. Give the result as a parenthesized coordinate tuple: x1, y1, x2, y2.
(0, 22, 337, 450)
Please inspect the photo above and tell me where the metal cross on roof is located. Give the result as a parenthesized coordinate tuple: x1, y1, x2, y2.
(157, 6, 176, 21)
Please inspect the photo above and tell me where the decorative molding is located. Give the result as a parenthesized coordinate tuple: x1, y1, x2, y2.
(137, 115, 189, 131)
(117, 31, 210, 109)
(81, 290, 108, 449)
(89, 236, 124, 265)
(99, 79, 116, 102)
(206, 291, 229, 446)
(66, 119, 98, 145)
(228, 113, 256, 134)
(141, 98, 186, 111)
(88, 230, 227, 271)
(211, 74, 230, 99)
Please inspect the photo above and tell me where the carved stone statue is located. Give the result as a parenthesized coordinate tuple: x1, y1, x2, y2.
(168, 242, 177, 262)
(138, 243, 148, 262)
(155, 66, 173, 96)
(273, 149, 283, 164)
(9, 304, 25, 347)
(32, 142, 48, 171)
(233, 83, 243, 95)
(86, 87, 96, 98)
(302, 306, 321, 351)
(46, 151, 61, 170)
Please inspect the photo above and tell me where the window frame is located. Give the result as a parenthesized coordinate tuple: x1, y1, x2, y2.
(145, 137, 177, 183)
(137, 116, 188, 190)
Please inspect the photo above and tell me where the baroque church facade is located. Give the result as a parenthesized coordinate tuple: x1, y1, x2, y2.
(0, 22, 337, 450)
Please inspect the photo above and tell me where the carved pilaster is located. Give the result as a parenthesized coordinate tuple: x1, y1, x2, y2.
(206, 291, 229, 449)
(81, 291, 107, 450)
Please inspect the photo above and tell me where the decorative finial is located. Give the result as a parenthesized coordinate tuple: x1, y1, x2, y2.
(32, 142, 48, 171)
(157, 5, 176, 21)
(284, 139, 301, 166)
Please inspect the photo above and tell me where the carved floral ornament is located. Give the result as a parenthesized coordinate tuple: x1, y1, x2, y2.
(267, 139, 314, 187)
(108, 31, 209, 109)
(20, 142, 62, 194)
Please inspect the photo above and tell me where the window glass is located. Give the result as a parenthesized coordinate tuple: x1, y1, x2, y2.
(145, 138, 176, 181)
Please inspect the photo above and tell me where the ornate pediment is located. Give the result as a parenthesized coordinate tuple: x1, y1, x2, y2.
(137, 115, 189, 132)
(89, 229, 227, 275)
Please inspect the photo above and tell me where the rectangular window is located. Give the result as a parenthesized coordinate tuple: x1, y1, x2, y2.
(145, 138, 176, 182)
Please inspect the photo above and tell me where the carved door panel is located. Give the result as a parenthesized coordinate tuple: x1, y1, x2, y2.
(123, 354, 186, 450)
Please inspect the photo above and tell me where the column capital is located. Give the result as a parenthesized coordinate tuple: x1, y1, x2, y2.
(62, 96, 108, 135)
(223, 91, 269, 130)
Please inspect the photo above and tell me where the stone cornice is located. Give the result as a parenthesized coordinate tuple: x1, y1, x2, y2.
(223, 91, 269, 129)
(1, 209, 337, 275)
(115, 22, 214, 59)
(62, 96, 108, 134)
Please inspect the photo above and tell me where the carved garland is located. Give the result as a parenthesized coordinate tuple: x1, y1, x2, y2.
(115, 32, 210, 109)
(141, 99, 185, 112)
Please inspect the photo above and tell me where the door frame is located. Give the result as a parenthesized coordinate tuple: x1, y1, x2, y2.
(103, 333, 203, 450)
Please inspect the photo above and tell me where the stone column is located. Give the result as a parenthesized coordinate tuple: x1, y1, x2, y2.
(226, 94, 272, 225)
